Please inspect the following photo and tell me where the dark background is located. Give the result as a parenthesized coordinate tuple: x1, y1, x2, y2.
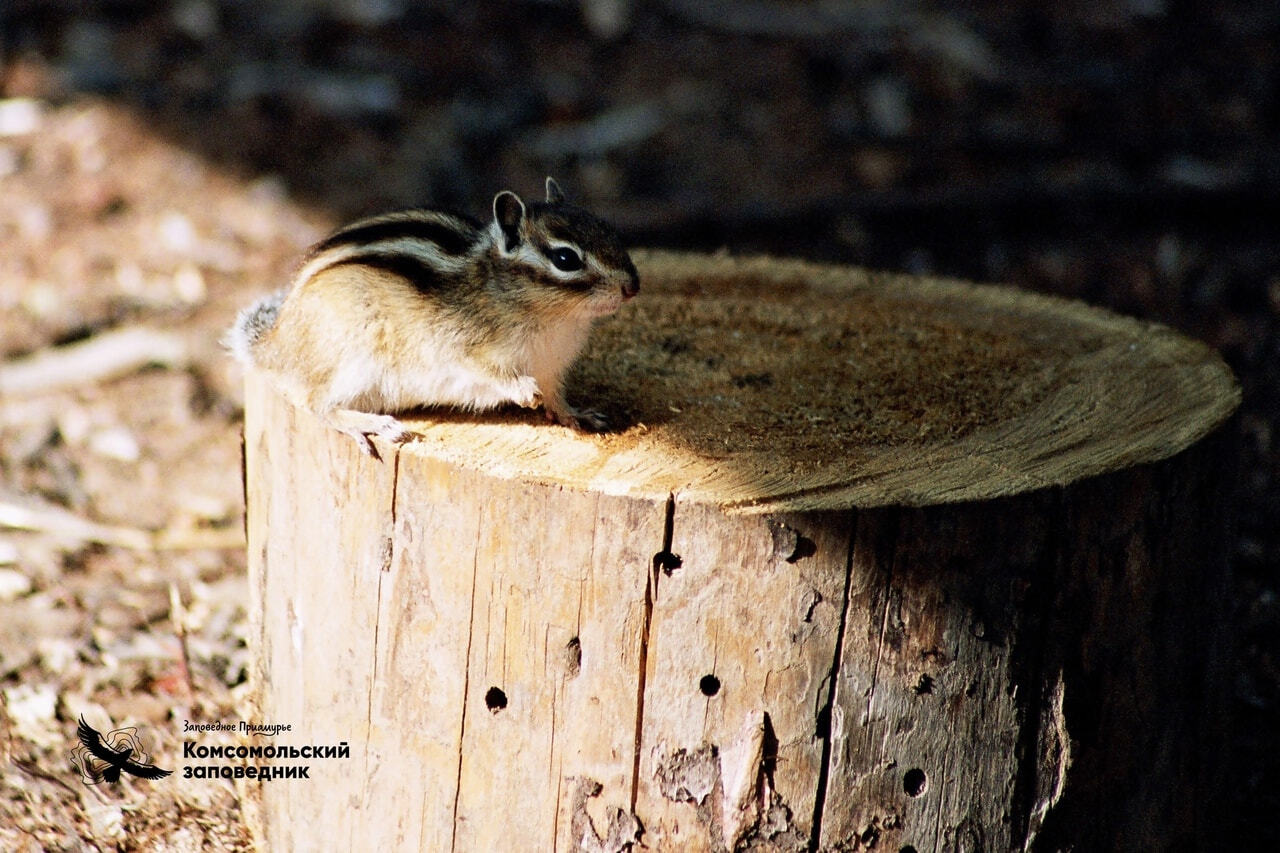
(2, 0, 1276, 846)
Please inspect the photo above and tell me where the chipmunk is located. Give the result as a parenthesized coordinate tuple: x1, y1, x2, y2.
(226, 177, 638, 455)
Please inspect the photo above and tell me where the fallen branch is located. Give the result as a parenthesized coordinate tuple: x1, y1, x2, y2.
(0, 490, 243, 551)
(0, 326, 189, 397)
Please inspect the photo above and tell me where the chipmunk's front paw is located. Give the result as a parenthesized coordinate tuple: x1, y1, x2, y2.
(509, 375, 543, 409)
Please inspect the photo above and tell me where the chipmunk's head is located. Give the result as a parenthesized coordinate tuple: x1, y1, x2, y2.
(489, 177, 639, 318)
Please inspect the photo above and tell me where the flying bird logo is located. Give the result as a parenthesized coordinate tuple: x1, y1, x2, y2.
(70, 716, 172, 785)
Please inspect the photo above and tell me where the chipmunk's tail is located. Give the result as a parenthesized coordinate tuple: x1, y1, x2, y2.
(223, 290, 286, 365)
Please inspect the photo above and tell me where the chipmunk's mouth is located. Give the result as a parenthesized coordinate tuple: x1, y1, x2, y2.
(584, 277, 637, 317)
(582, 288, 629, 315)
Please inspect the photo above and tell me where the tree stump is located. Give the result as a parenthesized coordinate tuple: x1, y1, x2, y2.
(242, 251, 1239, 852)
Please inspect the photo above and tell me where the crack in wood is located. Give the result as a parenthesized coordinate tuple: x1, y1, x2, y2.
(360, 448, 400, 851)
(361, 564, 385, 839)
(1009, 490, 1064, 848)
(808, 511, 859, 851)
(449, 507, 484, 853)
(239, 426, 248, 543)
(630, 493, 676, 814)
(388, 445, 401, 539)
(929, 743, 953, 852)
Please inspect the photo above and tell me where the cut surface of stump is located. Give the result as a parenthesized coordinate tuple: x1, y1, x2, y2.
(393, 251, 1236, 510)
(243, 251, 1238, 852)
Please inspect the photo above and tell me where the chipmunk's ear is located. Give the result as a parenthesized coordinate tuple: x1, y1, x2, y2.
(545, 177, 565, 205)
(492, 190, 526, 252)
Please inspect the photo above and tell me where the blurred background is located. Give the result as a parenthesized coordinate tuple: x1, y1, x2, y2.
(1, 1, 1276, 848)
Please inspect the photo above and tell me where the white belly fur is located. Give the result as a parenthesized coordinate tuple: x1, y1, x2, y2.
(323, 316, 595, 414)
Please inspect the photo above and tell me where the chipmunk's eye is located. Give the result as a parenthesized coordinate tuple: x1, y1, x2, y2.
(548, 246, 584, 272)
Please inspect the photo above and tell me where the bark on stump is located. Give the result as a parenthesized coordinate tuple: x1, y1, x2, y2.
(242, 251, 1239, 852)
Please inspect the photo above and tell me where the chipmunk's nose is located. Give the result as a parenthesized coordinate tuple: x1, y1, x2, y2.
(621, 272, 639, 300)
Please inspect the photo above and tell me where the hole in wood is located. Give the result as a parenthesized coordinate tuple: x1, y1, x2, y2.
(900, 846, 919, 853)
(653, 550, 682, 575)
(788, 535, 816, 562)
(698, 674, 721, 697)
(767, 519, 817, 562)
(903, 767, 927, 797)
(484, 687, 507, 712)
(564, 636, 582, 678)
